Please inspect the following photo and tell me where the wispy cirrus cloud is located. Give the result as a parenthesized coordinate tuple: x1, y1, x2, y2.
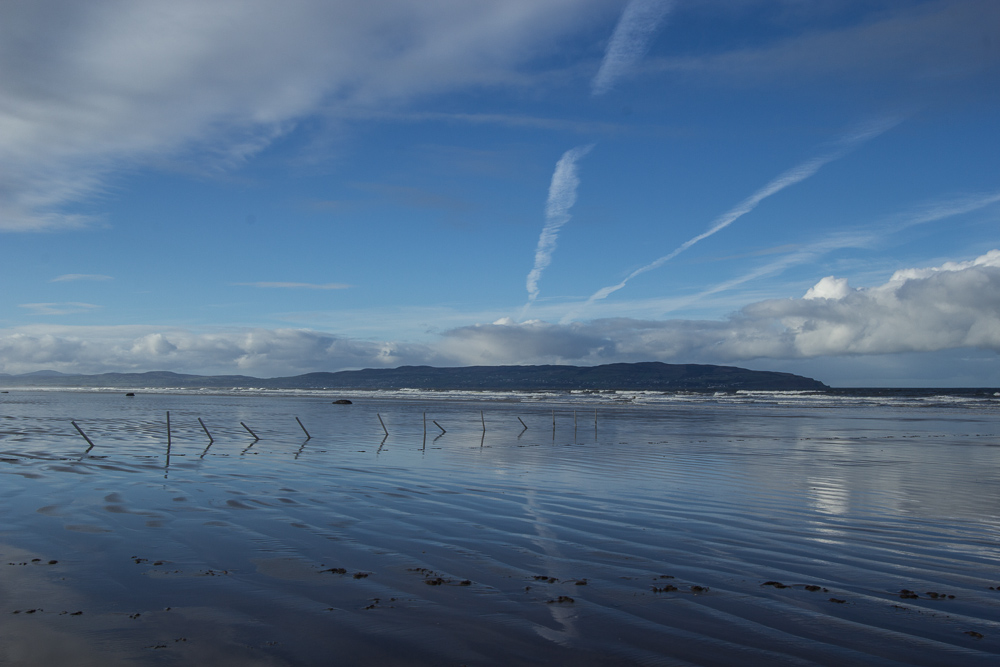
(564, 118, 900, 322)
(0, 0, 611, 232)
(233, 282, 351, 290)
(652, 0, 1000, 90)
(49, 274, 113, 283)
(592, 0, 675, 95)
(342, 109, 634, 136)
(677, 188, 1000, 312)
(524, 144, 594, 310)
(19, 302, 101, 316)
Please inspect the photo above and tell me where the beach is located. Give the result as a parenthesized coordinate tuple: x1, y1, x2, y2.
(1, 388, 999, 665)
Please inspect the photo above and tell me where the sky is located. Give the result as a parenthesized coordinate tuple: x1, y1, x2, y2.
(1, 0, 999, 387)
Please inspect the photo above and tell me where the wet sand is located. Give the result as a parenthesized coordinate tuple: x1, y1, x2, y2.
(1, 390, 999, 665)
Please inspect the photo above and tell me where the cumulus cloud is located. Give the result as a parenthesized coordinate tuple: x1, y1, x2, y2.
(0, 326, 440, 377)
(524, 144, 594, 307)
(592, 0, 675, 95)
(0, 0, 609, 231)
(450, 250, 1000, 364)
(3, 252, 999, 376)
(757, 250, 1000, 357)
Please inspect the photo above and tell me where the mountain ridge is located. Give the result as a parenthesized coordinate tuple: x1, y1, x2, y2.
(0, 362, 828, 391)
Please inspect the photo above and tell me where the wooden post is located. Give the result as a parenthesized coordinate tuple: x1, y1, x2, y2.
(241, 421, 260, 441)
(481, 410, 486, 432)
(295, 416, 311, 439)
(377, 413, 388, 436)
(164, 412, 172, 473)
(198, 417, 214, 443)
(71, 421, 95, 450)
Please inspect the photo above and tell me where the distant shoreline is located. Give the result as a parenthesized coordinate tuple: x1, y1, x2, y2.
(0, 362, 828, 392)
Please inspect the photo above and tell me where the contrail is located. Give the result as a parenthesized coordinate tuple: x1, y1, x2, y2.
(592, 0, 675, 96)
(562, 118, 900, 322)
(524, 145, 594, 313)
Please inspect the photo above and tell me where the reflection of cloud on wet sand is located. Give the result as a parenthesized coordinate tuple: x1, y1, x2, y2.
(523, 488, 580, 645)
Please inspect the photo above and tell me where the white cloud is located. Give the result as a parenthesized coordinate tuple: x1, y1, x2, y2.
(803, 276, 850, 301)
(0, 325, 441, 377)
(50, 274, 113, 282)
(592, 0, 675, 95)
(525, 144, 593, 307)
(565, 118, 899, 321)
(3, 252, 999, 378)
(18, 302, 102, 316)
(451, 250, 1000, 364)
(0, 0, 611, 231)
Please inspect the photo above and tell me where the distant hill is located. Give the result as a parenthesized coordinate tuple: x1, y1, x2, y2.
(0, 363, 828, 391)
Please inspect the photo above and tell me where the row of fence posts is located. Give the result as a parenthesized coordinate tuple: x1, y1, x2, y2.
(69, 408, 601, 461)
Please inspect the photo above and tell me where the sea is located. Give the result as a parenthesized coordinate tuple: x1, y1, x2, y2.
(1, 386, 999, 665)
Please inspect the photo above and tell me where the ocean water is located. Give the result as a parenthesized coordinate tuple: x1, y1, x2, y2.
(1, 388, 999, 665)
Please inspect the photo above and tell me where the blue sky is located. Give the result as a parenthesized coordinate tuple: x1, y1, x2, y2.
(2, 0, 999, 386)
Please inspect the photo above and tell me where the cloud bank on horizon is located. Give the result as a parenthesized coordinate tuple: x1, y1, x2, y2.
(3, 251, 999, 382)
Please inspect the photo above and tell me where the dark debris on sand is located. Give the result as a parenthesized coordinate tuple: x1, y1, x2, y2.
(761, 581, 829, 593)
(407, 567, 473, 587)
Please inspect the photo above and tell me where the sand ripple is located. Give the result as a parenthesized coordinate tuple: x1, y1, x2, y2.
(0, 391, 998, 664)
